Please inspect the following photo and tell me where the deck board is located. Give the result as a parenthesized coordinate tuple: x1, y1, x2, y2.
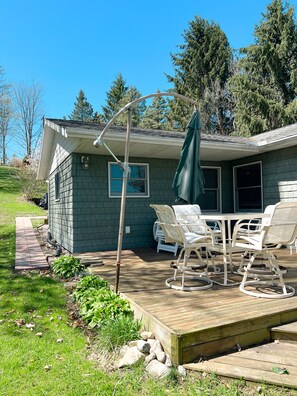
(89, 247, 297, 366)
(184, 341, 297, 389)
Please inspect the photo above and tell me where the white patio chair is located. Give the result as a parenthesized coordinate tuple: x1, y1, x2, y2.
(172, 204, 221, 272)
(150, 204, 214, 291)
(153, 220, 179, 255)
(236, 204, 279, 275)
(232, 201, 297, 299)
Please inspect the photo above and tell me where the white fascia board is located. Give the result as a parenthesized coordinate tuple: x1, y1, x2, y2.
(257, 135, 297, 152)
(45, 119, 68, 137)
(37, 124, 55, 179)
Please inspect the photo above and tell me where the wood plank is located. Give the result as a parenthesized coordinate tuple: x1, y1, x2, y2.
(184, 361, 297, 389)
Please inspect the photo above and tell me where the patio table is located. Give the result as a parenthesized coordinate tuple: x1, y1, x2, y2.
(200, 212, 270, 286)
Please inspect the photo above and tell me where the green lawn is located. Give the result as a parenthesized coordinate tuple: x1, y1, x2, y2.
(0, 166, 290, 395)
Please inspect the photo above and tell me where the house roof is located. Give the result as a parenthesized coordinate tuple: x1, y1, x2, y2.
(37, 118, 297, 180)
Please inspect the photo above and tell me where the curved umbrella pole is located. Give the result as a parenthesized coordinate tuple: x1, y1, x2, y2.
(93, 92, 198, 294)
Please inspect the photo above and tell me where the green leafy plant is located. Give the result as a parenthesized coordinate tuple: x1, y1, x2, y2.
(78, 288, 134, 328)
(51, 255, 85, 278)
(73, 275, 109, 302)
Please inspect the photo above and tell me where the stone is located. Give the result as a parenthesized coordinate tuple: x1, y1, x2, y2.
(137, 340, 151, 354)
(156, 351, 166, 363)
(165, 354, 173, 367)
(128, 340, 138, 347)
(146, 360, 171, 378)
(144, 352, 156, 366)
(141, 331, 154, 340)
(147, 339, 163, 354)
(178, 365, 187, 378)
(118, 346, 145, 368)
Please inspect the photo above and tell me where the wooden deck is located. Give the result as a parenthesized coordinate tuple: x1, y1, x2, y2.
(88, 247, 297, 366)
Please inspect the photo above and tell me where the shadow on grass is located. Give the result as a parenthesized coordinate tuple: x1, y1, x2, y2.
(0, 224, 67, 318)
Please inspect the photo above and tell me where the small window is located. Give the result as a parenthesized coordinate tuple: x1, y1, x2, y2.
(109, 162, 149, 198)
(234, 162, 263, 212)
(55, 172, 60, 201)
(199, 167, 221, 212)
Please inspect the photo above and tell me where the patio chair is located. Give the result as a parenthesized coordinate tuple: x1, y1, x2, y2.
(236, 204, 279, 275)
(150, 204, 214, 291)
(232, 201, 297, 299)
(153, 220, 179, 255)
(172, 204, 221, 272)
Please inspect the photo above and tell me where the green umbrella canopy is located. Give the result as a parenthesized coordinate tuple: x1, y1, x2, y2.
(172, 110, 205, 204)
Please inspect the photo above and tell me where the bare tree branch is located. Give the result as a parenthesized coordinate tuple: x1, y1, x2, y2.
(13, 80, 43, 158)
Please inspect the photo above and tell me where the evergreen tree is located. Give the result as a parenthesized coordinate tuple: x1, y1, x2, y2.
(116, 86, 146, 127)
(102, 73, 127, 122)
(229, 0, 297, 136)
(140, 92, 169, 129)
(167, 16, 234, 133)
(69, 90, 94, 121)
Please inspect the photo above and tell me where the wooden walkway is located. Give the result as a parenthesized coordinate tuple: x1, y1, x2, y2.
(89, 248, 297, 368)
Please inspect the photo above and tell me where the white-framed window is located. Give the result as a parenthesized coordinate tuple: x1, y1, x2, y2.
(199, 167, 221, 212)
(54, 172, 60, 201)
(233, 161, 263, 212)
(108, 162, 150, 198)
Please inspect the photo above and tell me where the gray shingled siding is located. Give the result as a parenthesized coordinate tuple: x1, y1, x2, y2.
(232, 145, 297, 207)
(48, 153, 230, 253)
(48, 155, 74, 252)
(70, 153, 181, 253)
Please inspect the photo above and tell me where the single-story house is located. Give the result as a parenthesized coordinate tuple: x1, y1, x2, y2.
(37, 118, 297, 253)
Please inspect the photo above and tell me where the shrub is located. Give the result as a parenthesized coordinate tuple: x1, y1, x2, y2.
(73, 275, 109, 302)
(52, 255, 85, 278)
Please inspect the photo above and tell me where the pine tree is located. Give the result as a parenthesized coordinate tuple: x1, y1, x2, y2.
(102, 73, 127, 122)
(167, 16, 234, 133)
(116, 86, 146, 127)
(69, 90, 94, 121)
(140, 92, 169, 130)
(228, 0, 297, 136)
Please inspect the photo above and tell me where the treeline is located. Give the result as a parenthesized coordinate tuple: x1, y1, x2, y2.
(68, 0, 297, 137)
(1, 0, 297, 165)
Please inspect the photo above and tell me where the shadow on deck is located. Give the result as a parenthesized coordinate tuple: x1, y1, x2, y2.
(87, 247, 297, 366)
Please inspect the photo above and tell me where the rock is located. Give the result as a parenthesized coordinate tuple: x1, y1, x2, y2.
(147, 339, 163, 354)
(165, 354, 173, 367)
(178, 365, 187, 378)
(128, 340, 137, 347)
(156, 351, 166, 363)
(119, 345, 129, 357)
(141, 331, 154, 340)
(144, 352, 156, 366)
(146, 360, 171, 378)
(118, 346, 145, 368)
(137, 340, 151, 354)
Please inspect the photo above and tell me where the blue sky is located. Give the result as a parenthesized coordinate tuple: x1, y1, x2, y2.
(1, 1, 296, 135)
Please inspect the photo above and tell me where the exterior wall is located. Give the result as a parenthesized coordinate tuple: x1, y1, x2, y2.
(48, 153, 233, 253)
(69, 153, 184, 253)
(232, 145, 297, 208)
(48, 155, 74, 252)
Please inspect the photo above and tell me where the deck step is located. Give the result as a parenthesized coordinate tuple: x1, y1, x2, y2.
(184, 341, 297, 389)
(271, 321, 297, 342)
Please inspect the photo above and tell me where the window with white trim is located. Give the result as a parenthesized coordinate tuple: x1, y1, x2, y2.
(199, 167, 221, 212)
(234, 161, 263, 212)
(108, 162, 149, 198)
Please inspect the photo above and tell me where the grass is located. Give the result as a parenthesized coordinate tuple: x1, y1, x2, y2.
(0, 165, 293, 395)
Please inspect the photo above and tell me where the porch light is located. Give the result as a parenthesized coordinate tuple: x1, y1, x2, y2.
(81, 156, 89, 169)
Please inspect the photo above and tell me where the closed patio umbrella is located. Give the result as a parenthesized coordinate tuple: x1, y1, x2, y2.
(172, 110, 204, 204)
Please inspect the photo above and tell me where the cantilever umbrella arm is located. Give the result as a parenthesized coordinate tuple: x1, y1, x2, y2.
(93, 92, 198, 294)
